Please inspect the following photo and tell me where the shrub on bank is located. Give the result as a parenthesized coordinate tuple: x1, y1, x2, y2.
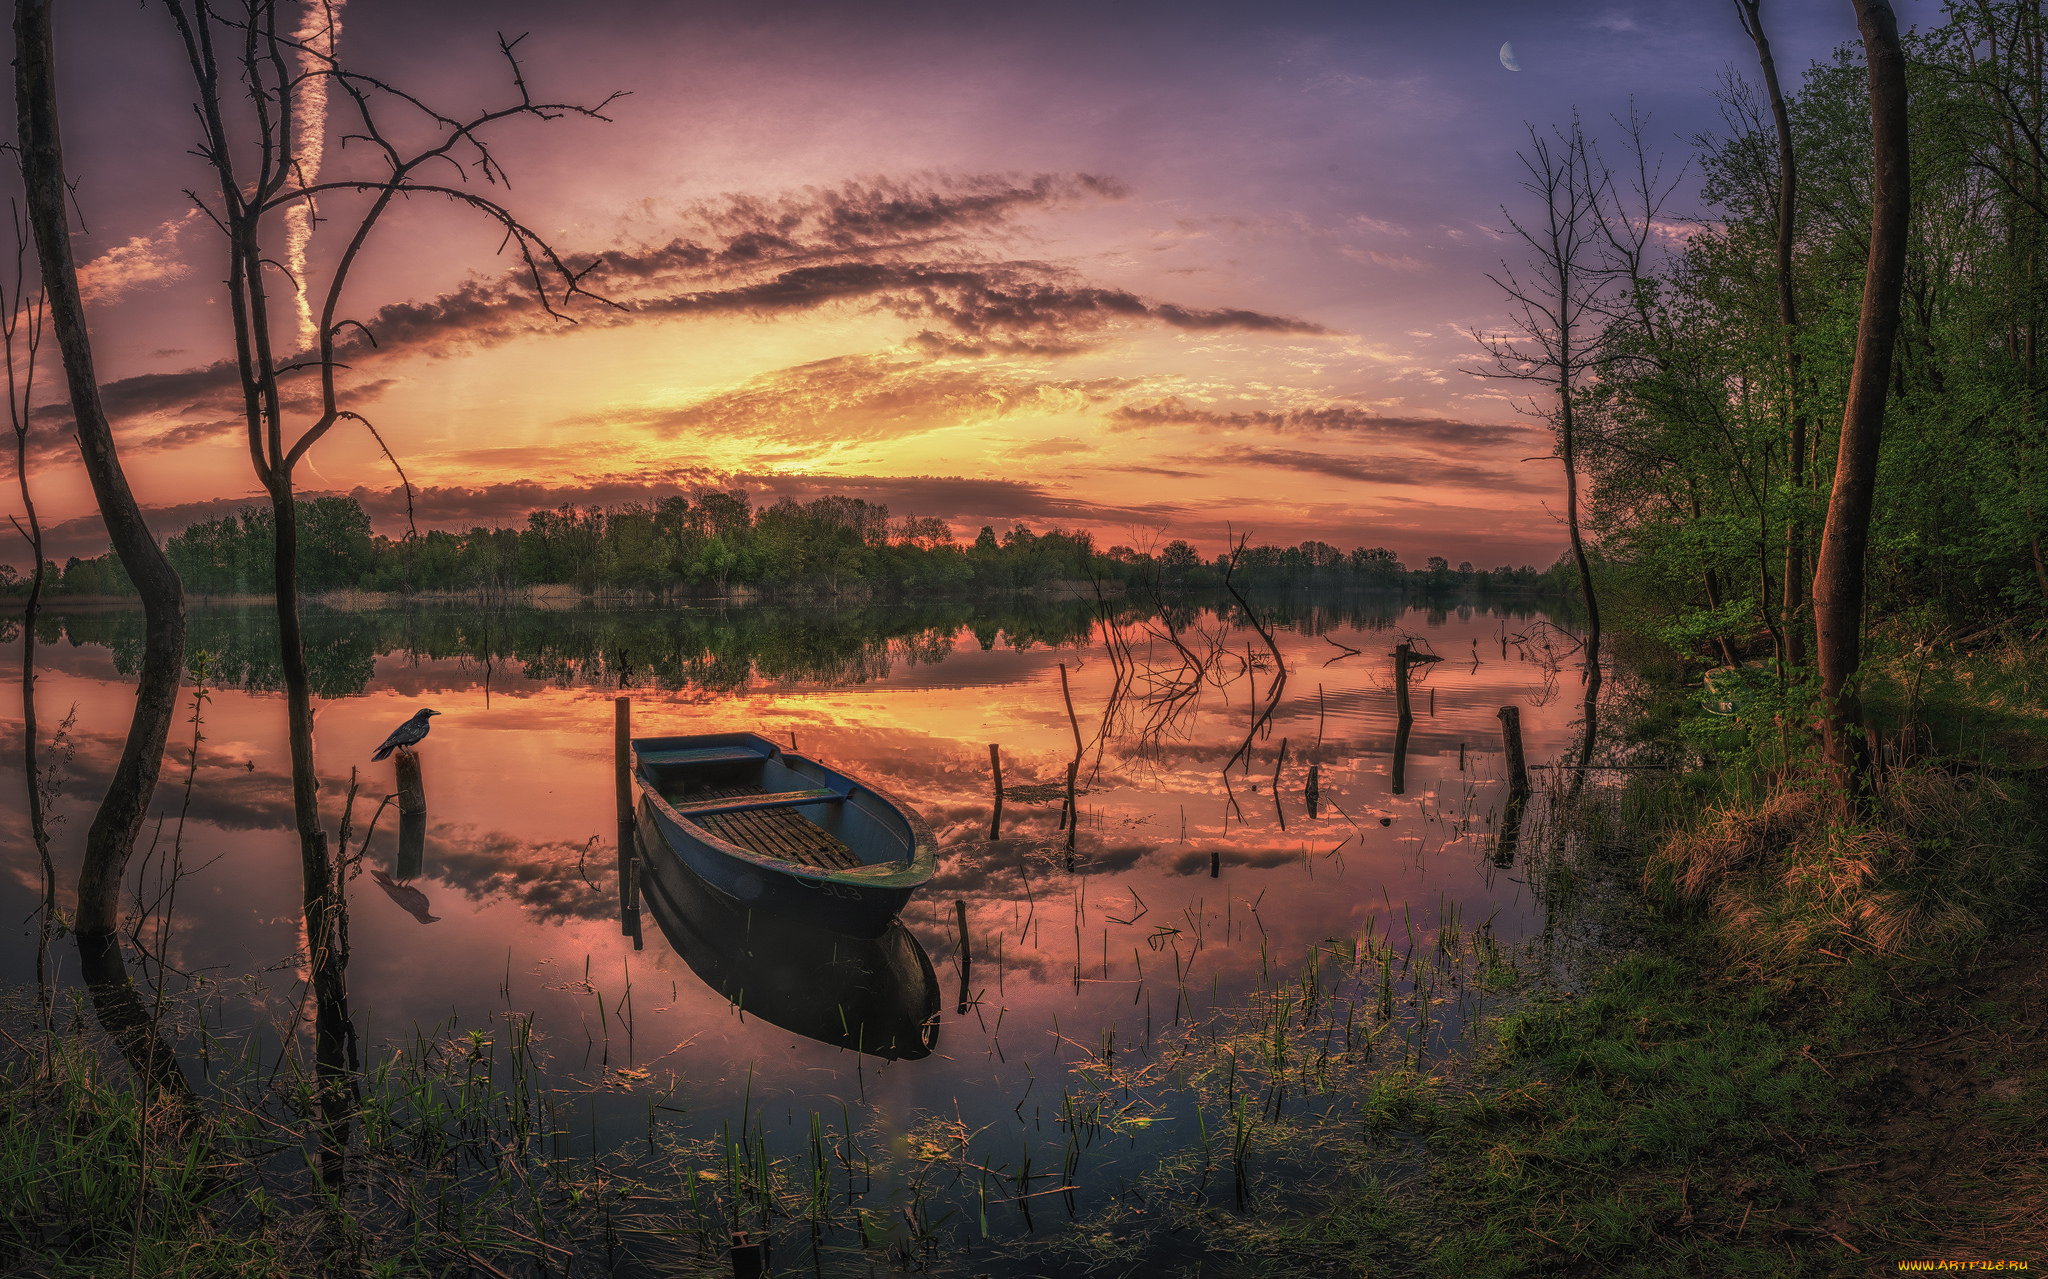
(1646, 769, 2037, 968)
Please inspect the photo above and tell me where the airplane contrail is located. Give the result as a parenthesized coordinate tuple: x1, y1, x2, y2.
(287, 0, 345, 353)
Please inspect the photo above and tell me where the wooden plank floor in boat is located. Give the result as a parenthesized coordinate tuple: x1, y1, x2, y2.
(683, 784, 862, 872)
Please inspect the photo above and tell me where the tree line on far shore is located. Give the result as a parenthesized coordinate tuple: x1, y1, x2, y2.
(2, 490, 1557, 600)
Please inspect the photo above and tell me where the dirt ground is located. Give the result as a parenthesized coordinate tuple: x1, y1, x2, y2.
(1819, 931, 2048, 1268)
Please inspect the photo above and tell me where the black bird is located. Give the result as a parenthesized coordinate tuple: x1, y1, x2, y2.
(372, 709, 440, 761)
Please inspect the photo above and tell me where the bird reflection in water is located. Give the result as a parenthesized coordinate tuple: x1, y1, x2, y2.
(370, 869, 441, 924)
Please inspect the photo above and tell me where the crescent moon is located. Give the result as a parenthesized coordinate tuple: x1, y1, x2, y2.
(1499, 41, 1521, 72)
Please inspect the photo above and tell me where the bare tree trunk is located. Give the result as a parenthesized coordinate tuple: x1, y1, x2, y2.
(1557, 262, 1602, 785)
(1814, 0, 1909, 802)
(1737, 0, 1809, 668)
(268, 478, 356, 1161)
(15, 479, 53, 1040)
(163, 0, 613, 1172)
(1479, 119, 1607, 786)
(5, 219, 53, 1041)
(15, 0, 191, 1101)
(1562, 388, 1602, 780)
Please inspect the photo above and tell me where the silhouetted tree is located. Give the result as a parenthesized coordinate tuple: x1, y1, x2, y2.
(163, 0, 618, 1166)
(1477, 114, 1612, 778)
(15, 0, 192, 1102)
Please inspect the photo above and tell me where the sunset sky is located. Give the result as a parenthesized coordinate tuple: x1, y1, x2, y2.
(10, 0, 1922, 567)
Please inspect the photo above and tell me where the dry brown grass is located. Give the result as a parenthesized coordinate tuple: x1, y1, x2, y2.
(1645, 769, 2036, 970)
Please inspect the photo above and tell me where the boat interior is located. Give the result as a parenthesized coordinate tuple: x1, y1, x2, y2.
(636, 740, 913, 871)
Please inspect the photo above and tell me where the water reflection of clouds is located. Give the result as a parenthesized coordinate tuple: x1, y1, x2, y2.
(4, 602, 1570, 1134)
(395, 824, 618, 923)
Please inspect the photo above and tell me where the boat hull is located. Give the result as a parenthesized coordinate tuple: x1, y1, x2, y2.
(636, 826, 940, 1060)
(639, 799, 924, 938)
(630, 732, 936, 939)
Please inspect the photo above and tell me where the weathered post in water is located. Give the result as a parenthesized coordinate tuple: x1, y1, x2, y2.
(615, 697, 633, 826)
(1498, 706, 1530, 799)
(1059, 661, 1083, 757)
(397, 811, 427, 882)
(988, 744, 1004, 841)
(395, 746, 427, 881)
(395, 746, 426, 816)
(616, 698, 638, 934)
(1394, 643, 1413, 725)
(1271, 737, 1288, 831)
(1495, 793, 1527, 867)
(1392, 717, 1411, 796)
(1064, 759, 1080, 851)
(729, 1230, 768, 1278)
(618, 831, 642, 942)
(955, 898, 971, 1014)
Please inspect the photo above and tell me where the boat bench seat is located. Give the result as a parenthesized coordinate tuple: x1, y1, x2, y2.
(637, 746, 769, 767)
(669, 787, 845, 817)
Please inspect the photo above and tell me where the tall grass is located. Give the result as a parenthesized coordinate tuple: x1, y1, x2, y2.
(1642, 629, 2048, 970)
(2, 882, 1552, 1279)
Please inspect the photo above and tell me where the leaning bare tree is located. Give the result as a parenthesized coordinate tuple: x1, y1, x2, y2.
(15, 0, 194, 1102)
(1812, 0, 1910, 802)
(161, 0, 617, 1157)
(1474, 115, 1611, 781)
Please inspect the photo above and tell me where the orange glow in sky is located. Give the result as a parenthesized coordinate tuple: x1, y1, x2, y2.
(6, 0, 1876, 567)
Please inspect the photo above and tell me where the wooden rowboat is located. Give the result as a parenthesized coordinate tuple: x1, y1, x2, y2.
(631, 731, 937, 938)
(635, 826, 941, 1060)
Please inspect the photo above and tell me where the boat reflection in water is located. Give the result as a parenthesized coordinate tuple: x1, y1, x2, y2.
(636, 817, 941, 1061)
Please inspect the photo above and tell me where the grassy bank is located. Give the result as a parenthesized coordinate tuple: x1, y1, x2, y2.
(1417, 911, 2046, 1275)
(1368, 631, 2048, 1277)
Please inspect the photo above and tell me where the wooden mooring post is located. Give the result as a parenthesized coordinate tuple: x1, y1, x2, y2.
(395, 746, 426, 816)
(988, 744, 1004, 841)
(728, 1230, 768, 1279)
(1498, 706, 1530, 799)
(616, 698, 638, 932)
(618, 839, 642, 942)
(1058, 661, 1083, 757)
(1494, 793, 1527, 868)
(615, 697, 634, 826)
(1393, 644, 1414, 725)
(1063, 759, 1079, 851)
(955, 898, 971, 1014)
(1271, 737, 1288, 831)
(395, 746, 427, 881)
(1392, 717, 1411, 796)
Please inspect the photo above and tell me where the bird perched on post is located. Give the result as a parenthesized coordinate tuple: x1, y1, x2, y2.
(372, 708, 440, 761)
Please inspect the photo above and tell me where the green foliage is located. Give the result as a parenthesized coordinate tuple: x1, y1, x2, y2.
(1589, 4, 2048, 659)
(12, 490, 1557, 600)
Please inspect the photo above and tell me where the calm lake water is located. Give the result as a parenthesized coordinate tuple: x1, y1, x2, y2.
(0, 593, 1588, 1273)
